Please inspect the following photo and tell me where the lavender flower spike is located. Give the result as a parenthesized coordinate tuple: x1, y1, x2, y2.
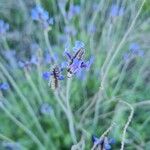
(31, 5, 53, 29)
(65, 41, 93, 77)
(0, 19, 9, 35)
(92, 135, 115, 150)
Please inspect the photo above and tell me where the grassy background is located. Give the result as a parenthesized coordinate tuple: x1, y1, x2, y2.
(0, 0, 150, 149)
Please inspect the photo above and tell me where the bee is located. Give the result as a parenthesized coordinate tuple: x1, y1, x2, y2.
(67, 48, 85, 78)
(72, 48, 85, 62)
(48, 66, 64, 90)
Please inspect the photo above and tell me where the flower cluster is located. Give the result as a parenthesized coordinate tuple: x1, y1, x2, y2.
(64, 41, 94, 77)
(31, 5, 53, 29)
(42, 41, 93, 88)
(0, 19, 9, 35)
(92, 135, 115, 150)
(123, 43, 144, 61)
(0, 82, 9, 90)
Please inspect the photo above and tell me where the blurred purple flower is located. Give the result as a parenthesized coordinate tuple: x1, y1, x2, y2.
(123, 52, 130, 61)
(30, 55, 39, 65)
(42, 72, 51, 80)
(0, 19, 9, 34)
(18, 60, 31, 68)
(31, 5, 53, 29)
(2, 141, 21, 150)
(0, 83, 9, 90)
(68, 4, 80, 20)
(44, 53, 51, 64)
(30, 43, 40, 51)
(73, 41, 85, 52)
(123, 42, 144, 61)
(129, 43, 144, 57)
(92, 135, 115, 150)
(110, 4, 124, 17)
(64, 26, 77, 36)
(40, 103, 52, 115)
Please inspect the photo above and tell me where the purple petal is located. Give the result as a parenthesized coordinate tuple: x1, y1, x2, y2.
(58, 75, 64, 80)
(40, 103, 52, 115)
(73, 41, 85, 52)
(108, 138, 115, 144)
(104, 143, 111, 150)
(0, 83, 9, 90)
(42, 72, 51, 80)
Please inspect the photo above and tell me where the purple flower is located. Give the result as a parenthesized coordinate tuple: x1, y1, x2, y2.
(42, 72, 51, 80)
(73, 41, 85, 52)
(129, 43, 144, 57)
(31, 5, 53, 29)
(67, 58, 82, 77)
(110, 4, 124, 17)
(123, 43, 144, 61)
(30, 43, 40, 51)
(64, 41, 93, 77)
(3, 50, 16, 60)
(129, 43, 140, 51)
(68, 4, 80, 20)
(44, 53, 51, 64)
(0, 19, 9, 34)
(123, 52, 130, 61)
(40, 103, 52, 115)
(18, 61, 30, 68)
(30, 55, 39, 65)
(2, 141, 21, 150)
(92, 135, 115, 150)
(0, 83, 9, 90)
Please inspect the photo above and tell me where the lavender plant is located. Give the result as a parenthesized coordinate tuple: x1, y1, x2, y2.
(0, 0, 149, 150)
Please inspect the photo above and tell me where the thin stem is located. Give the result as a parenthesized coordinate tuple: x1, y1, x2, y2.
(0, 63, 46, 141)
(120, 101, 134, 150)
(66, 78, 77, 144)
(100, 0, 146, 88)
(0, 102, 45, 150)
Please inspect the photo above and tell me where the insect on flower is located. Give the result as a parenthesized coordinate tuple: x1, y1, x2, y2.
(43, 66, 64, 90)
(64, 41, 93, 77)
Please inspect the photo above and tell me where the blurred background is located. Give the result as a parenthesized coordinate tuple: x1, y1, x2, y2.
(0, 0, 150, 149)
